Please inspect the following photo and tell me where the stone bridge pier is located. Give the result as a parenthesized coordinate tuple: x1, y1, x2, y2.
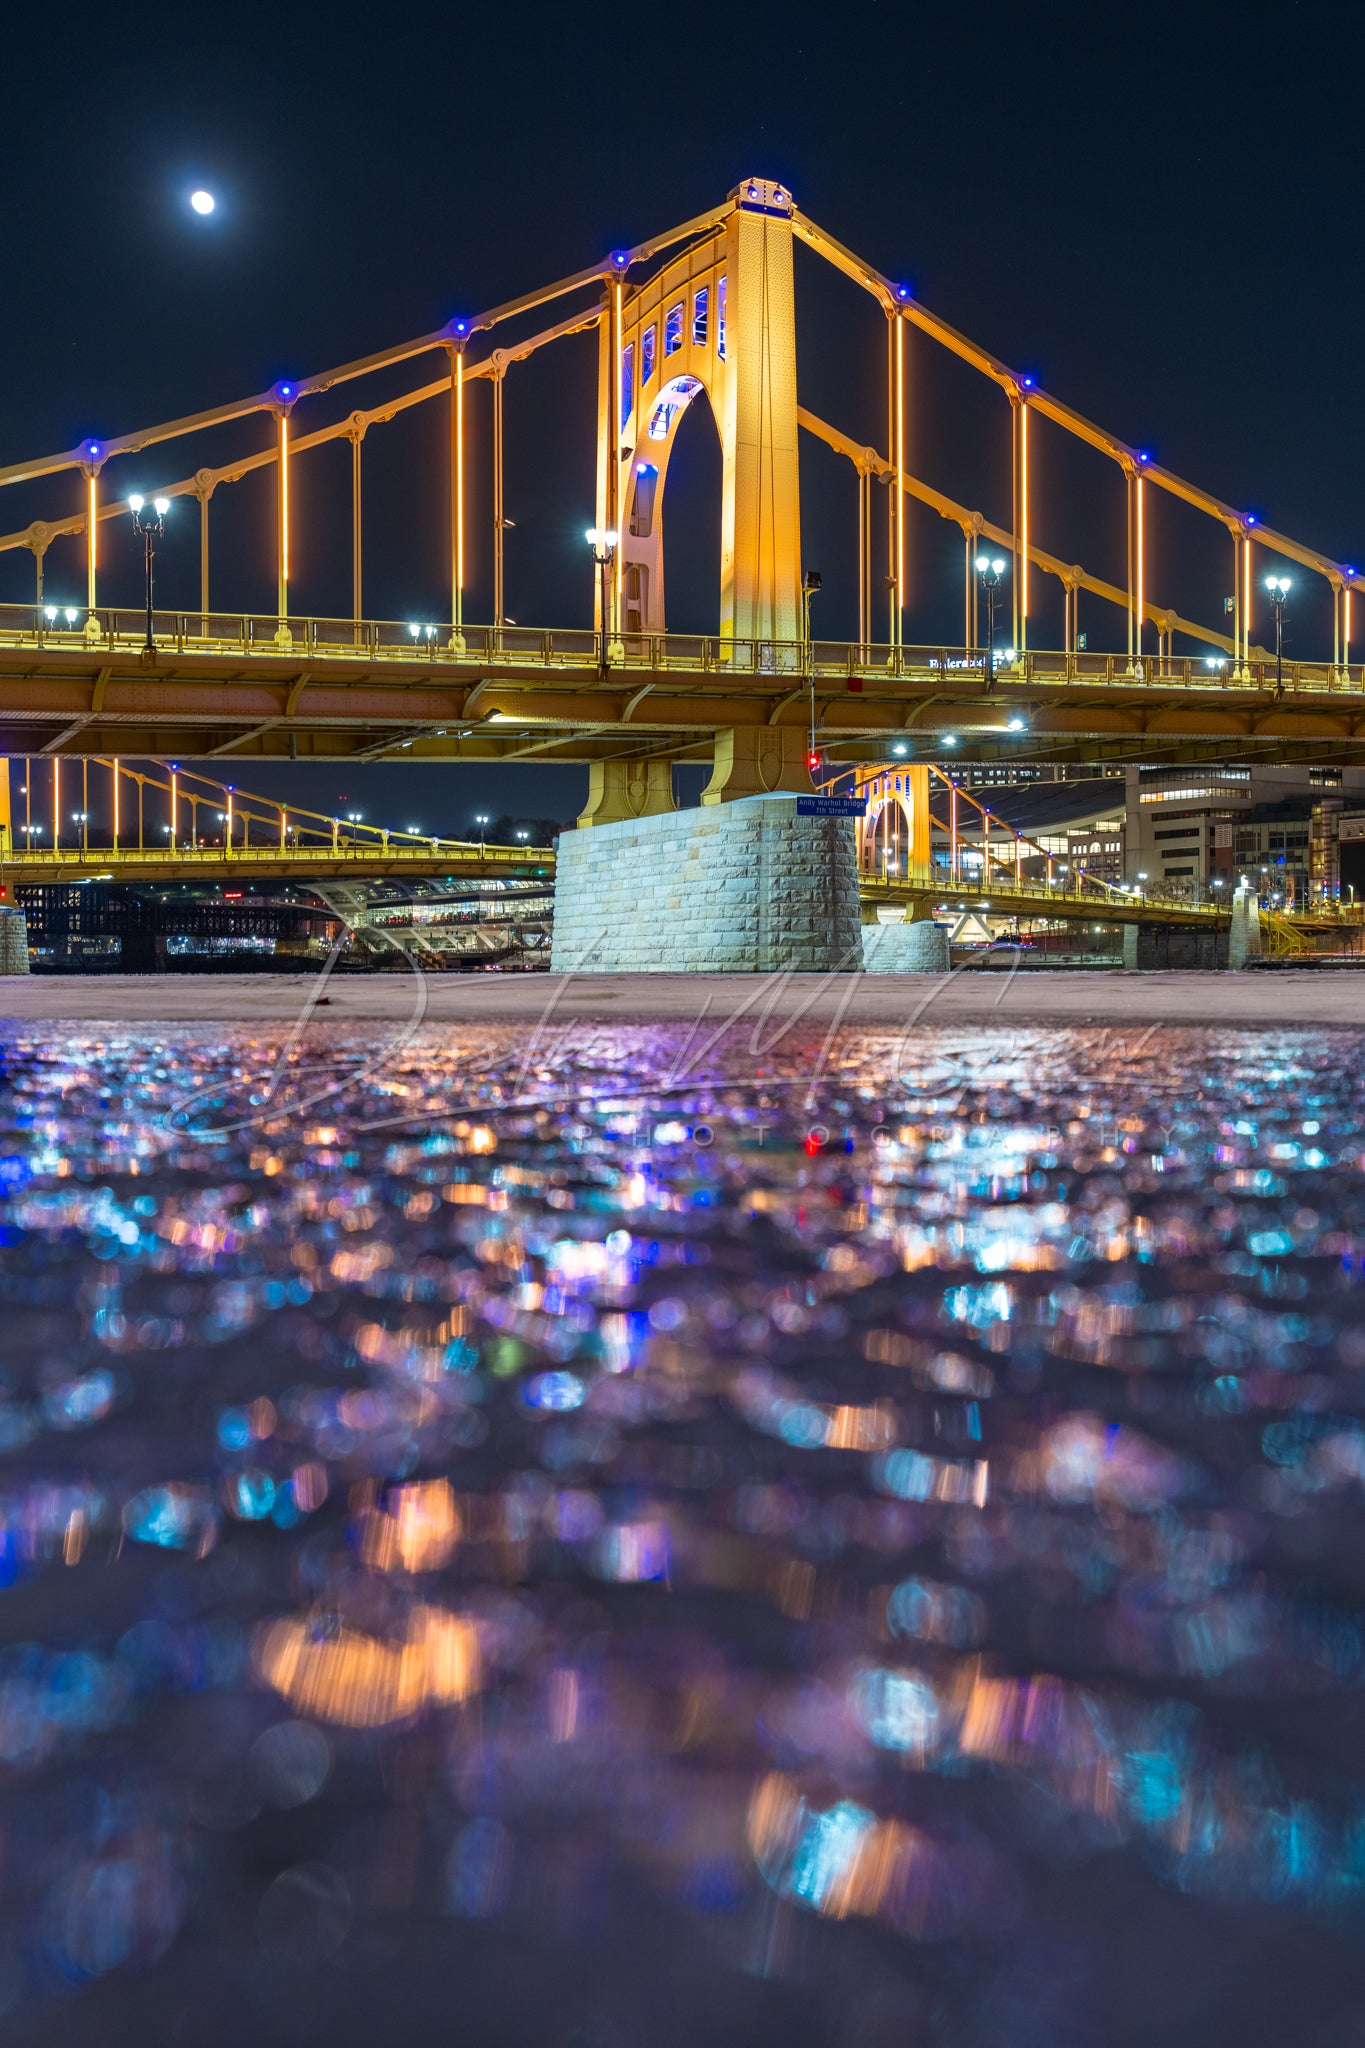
(550, 731, 864, 974)
(1122, 922, 1230, 970)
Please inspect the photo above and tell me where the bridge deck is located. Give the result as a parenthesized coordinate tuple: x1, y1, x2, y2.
(4, 614, 1365, 767)
(0, 844, 550, 887)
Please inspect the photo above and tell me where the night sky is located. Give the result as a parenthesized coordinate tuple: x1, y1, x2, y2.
(3, 0, 1360, 833)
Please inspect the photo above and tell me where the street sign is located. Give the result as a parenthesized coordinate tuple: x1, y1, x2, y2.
(796, 796, 867, 817)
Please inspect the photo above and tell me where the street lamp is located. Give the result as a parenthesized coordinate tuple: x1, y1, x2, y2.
(128, 495, 171, 656)
(1265, 574, 1291, 696)
(975, 555, 1007, 691)
(71, 809, 89, 852)
(516, 829, 529, 842)
(585, 528, 620, 673)
(474, 813, 489, 847)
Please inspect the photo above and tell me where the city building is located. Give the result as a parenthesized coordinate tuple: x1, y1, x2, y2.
(1125, 764, 1365, 904)
(954, 765, 1365, 905)
(17, 884, 342, 972)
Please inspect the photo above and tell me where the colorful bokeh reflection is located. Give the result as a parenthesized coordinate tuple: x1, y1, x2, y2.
(0, 1020, 1364, 2043)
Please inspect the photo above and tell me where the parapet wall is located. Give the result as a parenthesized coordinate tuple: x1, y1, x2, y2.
(550, 795, 861, 973)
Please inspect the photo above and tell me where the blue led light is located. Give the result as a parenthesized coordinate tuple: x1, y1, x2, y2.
(1138, 450, 1151, 464)
(896, 284, 910, 301)
(217, 1407, 251, 1451)
(231, 1470, 276, 1520)
(1022, 375, 1034, 388)
(611, 249, 630, 268)
(1247, 513, 1258, 526)
(524, 1370, 585, 1412)
(86, 441, 101, 457)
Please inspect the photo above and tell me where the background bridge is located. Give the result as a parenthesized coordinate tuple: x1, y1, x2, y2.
(5, 753, 1357, 958)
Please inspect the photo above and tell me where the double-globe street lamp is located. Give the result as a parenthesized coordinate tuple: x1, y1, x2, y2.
(128, 495, 171, 656)
(975, 554, 1007, 692)
(1265, 574, 1291, 696)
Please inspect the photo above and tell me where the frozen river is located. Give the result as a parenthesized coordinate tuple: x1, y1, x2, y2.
(1, 1016, 1364, 2045)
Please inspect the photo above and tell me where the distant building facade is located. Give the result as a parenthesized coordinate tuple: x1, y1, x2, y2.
(17, 885, 341, 971)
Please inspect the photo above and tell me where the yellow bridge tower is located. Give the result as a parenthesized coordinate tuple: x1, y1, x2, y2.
(587, 177, 807, 819)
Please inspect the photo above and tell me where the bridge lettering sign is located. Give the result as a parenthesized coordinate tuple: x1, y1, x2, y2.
(796, 797, 868, 817)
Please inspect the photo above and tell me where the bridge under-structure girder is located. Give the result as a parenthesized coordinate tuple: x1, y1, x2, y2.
(6, 642, 1365, 765)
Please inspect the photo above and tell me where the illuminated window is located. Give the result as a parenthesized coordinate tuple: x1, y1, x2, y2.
(621, 343, 634, 428)
(664, 302, 683, 356)
(693, 286, 708, 345)
(641, 324, 656, 384)
(717, 276, 727, 358)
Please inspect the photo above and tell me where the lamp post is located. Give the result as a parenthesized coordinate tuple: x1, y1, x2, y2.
(128, 495, 170, 657)
(585, 528, 619, 675)
(1265, 574, 1291, 696)
(801, 569, 822, 650)
(975, 555, 1007, 692)
(475, 813, 489, 848)
(801, 568, 822, 759)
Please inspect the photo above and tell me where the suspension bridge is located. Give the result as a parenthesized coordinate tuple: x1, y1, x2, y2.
(2, 177, 1358, 972)
(0, 757, 550, 884)
(0, 176, 1361, 800)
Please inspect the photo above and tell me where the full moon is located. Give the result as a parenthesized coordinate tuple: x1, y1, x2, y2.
(190, 190, 215, 216)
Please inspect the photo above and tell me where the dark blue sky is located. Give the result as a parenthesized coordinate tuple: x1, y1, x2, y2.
(3, 0, 1360, 830)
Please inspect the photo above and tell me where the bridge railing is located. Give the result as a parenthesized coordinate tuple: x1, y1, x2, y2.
(0, 842, 551, 873)
(861, 865, 1229, 920)
(2, 601, 1361, 694)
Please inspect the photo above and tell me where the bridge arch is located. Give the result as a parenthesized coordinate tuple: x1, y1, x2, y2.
(620, 373, 720, 635)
